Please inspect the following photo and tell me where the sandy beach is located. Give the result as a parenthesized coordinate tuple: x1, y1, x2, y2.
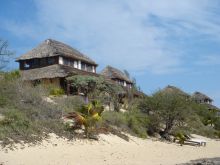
(0, 134, 220, 165)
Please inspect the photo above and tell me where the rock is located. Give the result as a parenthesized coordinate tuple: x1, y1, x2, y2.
(154, 133, 161, 139)
(119, 108, 127, 113)
(178, 157, 220, 165)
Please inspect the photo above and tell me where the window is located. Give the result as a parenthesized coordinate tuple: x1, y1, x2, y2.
(87, 65, 93, 72)
(63, 58, 69, 65)
(81, 62, 86, 70)
(40, 58, 47, 66)
(33, 80, 41, 86)
(24, 61, 31, 69)
(32, 59, 39, 68)
(69, 60, 75, 67)
(48, 58, 55, 65)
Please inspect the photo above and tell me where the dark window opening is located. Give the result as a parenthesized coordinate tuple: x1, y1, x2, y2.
(87, 65, 93, 72)
(48, 58, 55, 65)
(32, 59, 39, 68)
(40, 58, 47, 66)
(81, 63, 86, 70)
(33, 79, 41, 86)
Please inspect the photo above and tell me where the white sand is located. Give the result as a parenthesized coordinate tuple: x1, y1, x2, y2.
(0, 134, 220, 165)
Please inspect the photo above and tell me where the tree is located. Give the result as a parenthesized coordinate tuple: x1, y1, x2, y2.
(123, 69, 130, 79)
(0, 39, 13, 70)
(66, 75, 125, 110)
(146, 90, 192, 137)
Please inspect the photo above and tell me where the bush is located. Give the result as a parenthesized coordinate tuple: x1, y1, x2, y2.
(54, 96, 85, 113)
(0, 109, 40, 143)
(4, 70, 20, 80)
(126, 114, 148, 138)
(215, 131, 220, 138)
(102, 111, 127, 127)
(214, 117, 220, 131)
(0, 95, 7, 107)
(0, 74, 71, 146)
(49, 87, 65, 96)
(102, 110, 149, 138)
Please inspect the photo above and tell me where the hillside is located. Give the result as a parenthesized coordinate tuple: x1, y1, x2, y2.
(0, 71, 220, 148)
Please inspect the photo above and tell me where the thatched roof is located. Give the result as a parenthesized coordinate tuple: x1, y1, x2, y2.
(205, 104, 220, 110)
(192, 91, 213, 102)
(16, 39, 97, 65)
(161, 85, 190, 97)
(21, 64, 99, 81)
(100, 66, 132, 83)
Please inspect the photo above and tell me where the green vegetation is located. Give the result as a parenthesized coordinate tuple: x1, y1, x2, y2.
(67, 75, 125, 111)
(0, 70, 220, 147)
(0, 72, 74, 146)
(49, 87, 65, 96)
(102, 108, 149, 138)
(145, 91, 192, 138)
(64, 100, 104, 138)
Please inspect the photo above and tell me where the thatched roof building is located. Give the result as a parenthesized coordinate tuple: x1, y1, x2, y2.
(16, 39, 99, 82)
(192, 91, 213, 104)
(100, 65, 133, 88)
(16, 39, 97, 65)
(161, 85, 190, 97)
(16, 39, 99, 94)
(100, 66, 133, 88)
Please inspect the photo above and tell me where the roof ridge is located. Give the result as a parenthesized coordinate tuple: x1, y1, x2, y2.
(45, 39, 95, 61)
(16, 39, 97, 65)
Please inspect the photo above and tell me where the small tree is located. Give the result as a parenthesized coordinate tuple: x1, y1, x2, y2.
(146, 90, 191, 137)
(0, 39, 13, 70)
(67, 75, 124, 111)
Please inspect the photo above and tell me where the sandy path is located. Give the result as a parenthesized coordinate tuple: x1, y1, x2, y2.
(0, 134, 220, 165)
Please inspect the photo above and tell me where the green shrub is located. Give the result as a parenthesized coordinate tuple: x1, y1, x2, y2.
(4, 70, 20, 80)
(214, 117, 220, 131)
(102, 111, 127, 127)
(174, 132, 187, 145)
(215, 131, 220, 138)
(102, 110, 149, 138)
(49, 87, 65, 96)
(0, 109, 37, 142)
(186, 114, 216, 138)
(54, 96, 85, 113)
(0, 95, 7, 107)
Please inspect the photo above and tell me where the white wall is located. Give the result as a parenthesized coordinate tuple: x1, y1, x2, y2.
(78, 60, 81, 69)
(92, 66, 95, 73)
(123, 81, 127, 87)
(74, 61, 78, 68)
(59, 56, 63, 65)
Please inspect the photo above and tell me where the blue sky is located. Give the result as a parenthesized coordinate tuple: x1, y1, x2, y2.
(1, 0, 220, 106)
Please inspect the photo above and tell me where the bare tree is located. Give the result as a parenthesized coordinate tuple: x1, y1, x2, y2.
(123, 69, 130, 79)
(0, 39, 13, 70)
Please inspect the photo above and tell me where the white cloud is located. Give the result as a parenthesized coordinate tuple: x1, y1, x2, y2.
(3, 0, 220, 74)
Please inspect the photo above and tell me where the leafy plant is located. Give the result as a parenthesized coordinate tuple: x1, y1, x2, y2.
(50, 87, 65, 96)
(63, 100, 104, 138)
(174, 132, 187, 146)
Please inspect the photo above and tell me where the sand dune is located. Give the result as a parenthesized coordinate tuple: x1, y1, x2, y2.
(0, 134, 220, 165)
